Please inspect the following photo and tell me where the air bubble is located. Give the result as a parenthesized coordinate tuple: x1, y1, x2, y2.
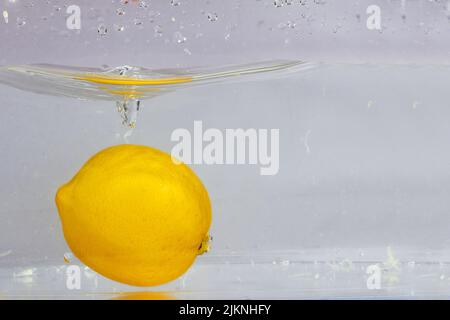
(16, 17, 26, 26)
(139, 0, 149, 8)
(281, 260, 291, 266)
(274, 0, 283, 7)
(116, 8, 125, 16)
(148, 10, 160, 20)
(63, 252, 73, 263)
(274, 0, 292, 7)
(97, 24, 108, 36)
(207, 12, 218, 22)
(117, 99, 140, 129)
(278, 21, 295, 30)
(173, 31, 187, 44)
(154, 24, 163, 36)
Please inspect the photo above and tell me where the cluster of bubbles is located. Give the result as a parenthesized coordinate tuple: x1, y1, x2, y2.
(116, 7, 125, 16)
(7, 0, 444, 45)
(207, 12, 219, 22)
(274, 0, 293, 8)
(95, 1, 149, 35)
(274, 0, 328, 8)
(173, 31, 187, 44)
(278, 20, 296, 30)
(92, 0, 220, 50)
(97, 23, 107, 36)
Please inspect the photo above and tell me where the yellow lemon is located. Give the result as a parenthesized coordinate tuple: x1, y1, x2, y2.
(55, 144, 212, 286)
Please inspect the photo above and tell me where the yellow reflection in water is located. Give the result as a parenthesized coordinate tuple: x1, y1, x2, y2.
(112, 291, 175, 300)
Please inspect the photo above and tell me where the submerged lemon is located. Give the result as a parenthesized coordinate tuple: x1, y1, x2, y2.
(55, 144, 211, 286)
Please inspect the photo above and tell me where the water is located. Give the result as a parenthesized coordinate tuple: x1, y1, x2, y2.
(1, 62, 450, 298)
(0, 60, 308, 128)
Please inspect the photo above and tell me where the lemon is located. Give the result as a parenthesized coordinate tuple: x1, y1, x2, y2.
(55, 144, 212, 286)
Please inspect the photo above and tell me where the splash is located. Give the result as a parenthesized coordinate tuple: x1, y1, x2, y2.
(0, 60, 314, 128)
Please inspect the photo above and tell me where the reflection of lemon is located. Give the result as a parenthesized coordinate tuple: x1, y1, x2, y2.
(55, 144, 211, 287)
(112, 291, 174, 300)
